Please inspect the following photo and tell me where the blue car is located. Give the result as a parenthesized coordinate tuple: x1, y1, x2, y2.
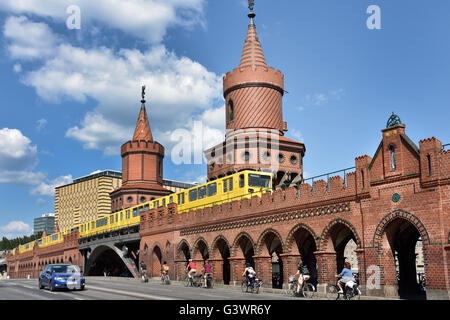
(38, 264, 85, 291)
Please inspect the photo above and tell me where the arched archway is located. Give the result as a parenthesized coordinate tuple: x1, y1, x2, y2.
(256, 228, 285, 288)
(286, 223, 318, 288)
(192, 237, 209, 261)
(374, 210, 429, 299)
(320, 218, 361, 275)
(232, 232, 255, 268)
(85, 245, 133, 277)
(211, 235, 231, 285)
(150, 244, 163, 278)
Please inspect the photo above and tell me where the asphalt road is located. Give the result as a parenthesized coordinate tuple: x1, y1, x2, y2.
(0, 278, 316, 300)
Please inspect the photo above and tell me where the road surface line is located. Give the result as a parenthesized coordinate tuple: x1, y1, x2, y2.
(86, 285, 175, 300)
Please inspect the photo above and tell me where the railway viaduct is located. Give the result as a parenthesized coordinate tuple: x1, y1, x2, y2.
(5, 3, 450, 300)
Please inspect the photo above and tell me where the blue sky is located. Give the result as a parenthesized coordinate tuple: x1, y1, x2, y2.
(0, 0, 448, 238)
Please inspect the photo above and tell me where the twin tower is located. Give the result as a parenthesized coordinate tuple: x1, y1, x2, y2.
(111, 3, 305, 212)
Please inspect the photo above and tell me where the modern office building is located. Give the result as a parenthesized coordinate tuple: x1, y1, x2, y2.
(33, 213, 55, 235)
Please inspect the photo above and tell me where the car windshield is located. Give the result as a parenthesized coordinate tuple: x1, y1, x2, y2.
(248, 174, 271, 188)
(51, 265, 80, 274)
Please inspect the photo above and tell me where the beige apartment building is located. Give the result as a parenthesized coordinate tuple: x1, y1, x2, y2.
(54, 170, 196, 231)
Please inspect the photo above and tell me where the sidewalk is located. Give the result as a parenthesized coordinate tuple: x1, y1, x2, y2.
(85, 276, 402, 300)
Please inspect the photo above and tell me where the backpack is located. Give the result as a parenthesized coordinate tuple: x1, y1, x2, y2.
(301, 265, 309, 275)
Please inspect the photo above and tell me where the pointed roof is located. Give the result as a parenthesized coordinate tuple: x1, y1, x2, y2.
(132, 87, 153, 141)
(239, 7, 267, 69)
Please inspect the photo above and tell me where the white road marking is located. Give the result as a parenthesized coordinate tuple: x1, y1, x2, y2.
(86, 285, 176, 300)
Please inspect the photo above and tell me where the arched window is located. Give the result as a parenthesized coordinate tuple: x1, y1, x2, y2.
(228, 99, 234, 121)
(389, 145, 396, 171)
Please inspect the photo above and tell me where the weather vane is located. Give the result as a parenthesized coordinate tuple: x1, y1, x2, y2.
(386, 112, 402, 128)
(141, 85, 146, 103)
(248, 0, 254, 12)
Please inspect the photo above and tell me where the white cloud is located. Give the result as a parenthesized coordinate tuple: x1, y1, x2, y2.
(0, 221, 33, 239)
(0, 128, 38, 171)
(300, 89, 345, 109)
(0, 0, 206, 44)
(13, 63, 22, 73)
(3, 16, 59, 60)
(288, 128, 304, 142)
(36, 119, 47, 131)
(30, 175, 73, 196)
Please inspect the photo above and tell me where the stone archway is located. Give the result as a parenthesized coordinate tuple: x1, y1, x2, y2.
(192, 237, 209, 261)
(150, 244, 163, 278)
(232, 232, 255, 267)
(373, 210, 429, 299)
(211, 235, 231, 285)
(317, 218, 362, 285)
(84, 244, 135, 277)
(286, 223, 318, 288)
(256, 228, 285, 288)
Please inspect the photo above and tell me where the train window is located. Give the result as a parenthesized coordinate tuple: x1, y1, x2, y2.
(120, 212, 123, 221)
(189, 189, 197, 201)
(91, 221, 95, 229)
(229, 177, 233, 191)
(110, 216, 114, 224)
(127, 210, 131, 219)
(207, 183, 217, 196)
(198, 186, 206, 199)
(169, 196, 173, 204)
(162, 198, 166, 206)
(155, 200, 159, 208)
(177, 193, 181, 204)
(134, 208, 141, 217)
(223, 179, 228, 192)
(115, 214, 118, 222)
(239, 174, 245, 188)
(144, 204, 149, 211)
(248, 174, 271, 188)
(52, 234, 58, 241)
(182, 193, 185, 204)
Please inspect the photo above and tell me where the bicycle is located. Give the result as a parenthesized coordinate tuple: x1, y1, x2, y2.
(326, 276, 361, 300)
(241, 277, 263, 294)
(140, 270, 148, 283)
(284, 275, 315, 298)
(161, 273, 170, 285)
(185, 273, 202, 287)
(203, 274, 213, 289)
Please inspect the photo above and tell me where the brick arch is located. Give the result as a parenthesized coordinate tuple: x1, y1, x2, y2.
(192, 237, 209, 260)
(149, 242, 163, 277)
(372, 209, 430, 247)
(211, 234, 232, 253)
(176, 239, 192, 260)
(255, 227, 286, 255)
(231, 231, 255, 257)
(285, 223, 318, 252)
(319, 218, 362, 251)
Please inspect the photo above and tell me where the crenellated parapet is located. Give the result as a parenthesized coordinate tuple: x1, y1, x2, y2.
(121, 140, 165, 156)
(419, 136, 450, 186)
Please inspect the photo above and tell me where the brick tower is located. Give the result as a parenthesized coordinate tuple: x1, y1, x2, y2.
(204, 1, 306, 188)
(110, 86, 171, 212)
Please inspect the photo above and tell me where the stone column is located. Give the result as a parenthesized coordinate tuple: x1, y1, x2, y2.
(314, 251, 337, 294)
(208, 258, 224, 284)
(174, 259, 186, 281)
(229, 257, 246, 286)
(253, 255, 272, 288)
(279, 253, 301, 289)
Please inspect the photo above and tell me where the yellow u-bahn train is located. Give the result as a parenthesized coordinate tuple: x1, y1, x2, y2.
(12, 170, 272, 254)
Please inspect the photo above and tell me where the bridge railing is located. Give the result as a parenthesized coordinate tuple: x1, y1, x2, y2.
(300, 166, 356, 194)
(442, 143, 450, 151)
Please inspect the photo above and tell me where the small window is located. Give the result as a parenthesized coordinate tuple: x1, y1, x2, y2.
(389, 145, 396, 171)
(229, 177, 233, 191)
(228, 99, 234, 121)
(115, 214, 118, 222)
(223, 179, 228, 193)
(120, 212, 123, 221)
(155, 200, 159, 208)
(134, 208, 141, 217)
(239, 174, 245, 188)
(127, 196, 133, 203)
(91, 222, 95, 229)
(140, 196, 146, 203)
(169, 196, 173, 203)
(162, 198, 166, 206)
(198, 186, 206, 199)
(242, 151, 250, 161)
(110, 216, 114, 224)
(177, 193, 181, 204)
(144, 204, 149, 211)
(290, 155, 298, 164)
(132, 208, 137, 217)
(182, 192, 185, 204)
(189, 189, 197, 202)
(427, 154, 431, 176)
(207, 183, 217, 197)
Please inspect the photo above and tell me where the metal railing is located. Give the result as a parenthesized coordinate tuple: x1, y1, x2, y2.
(442, 143, 450, 151)
(300, 166, 355, 194)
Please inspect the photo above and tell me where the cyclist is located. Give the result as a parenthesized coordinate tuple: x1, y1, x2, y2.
(295, 262, 310, 294)
(202, 259, 213, 288)
(242, 262, 256, 288)
(161, 261, 170, 282)
(186, 259, 197, 280)
(336, 262, 354, 294)
(140, 261, 148, 282)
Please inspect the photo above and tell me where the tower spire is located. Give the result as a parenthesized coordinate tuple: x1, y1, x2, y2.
(239, 0, 267, 69)
(132, 85, 153, 141)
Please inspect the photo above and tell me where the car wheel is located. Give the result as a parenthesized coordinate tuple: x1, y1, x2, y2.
(38, 280, 43, 290)
(49, 280, 54, 292)
(79, 284, 85, 291)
